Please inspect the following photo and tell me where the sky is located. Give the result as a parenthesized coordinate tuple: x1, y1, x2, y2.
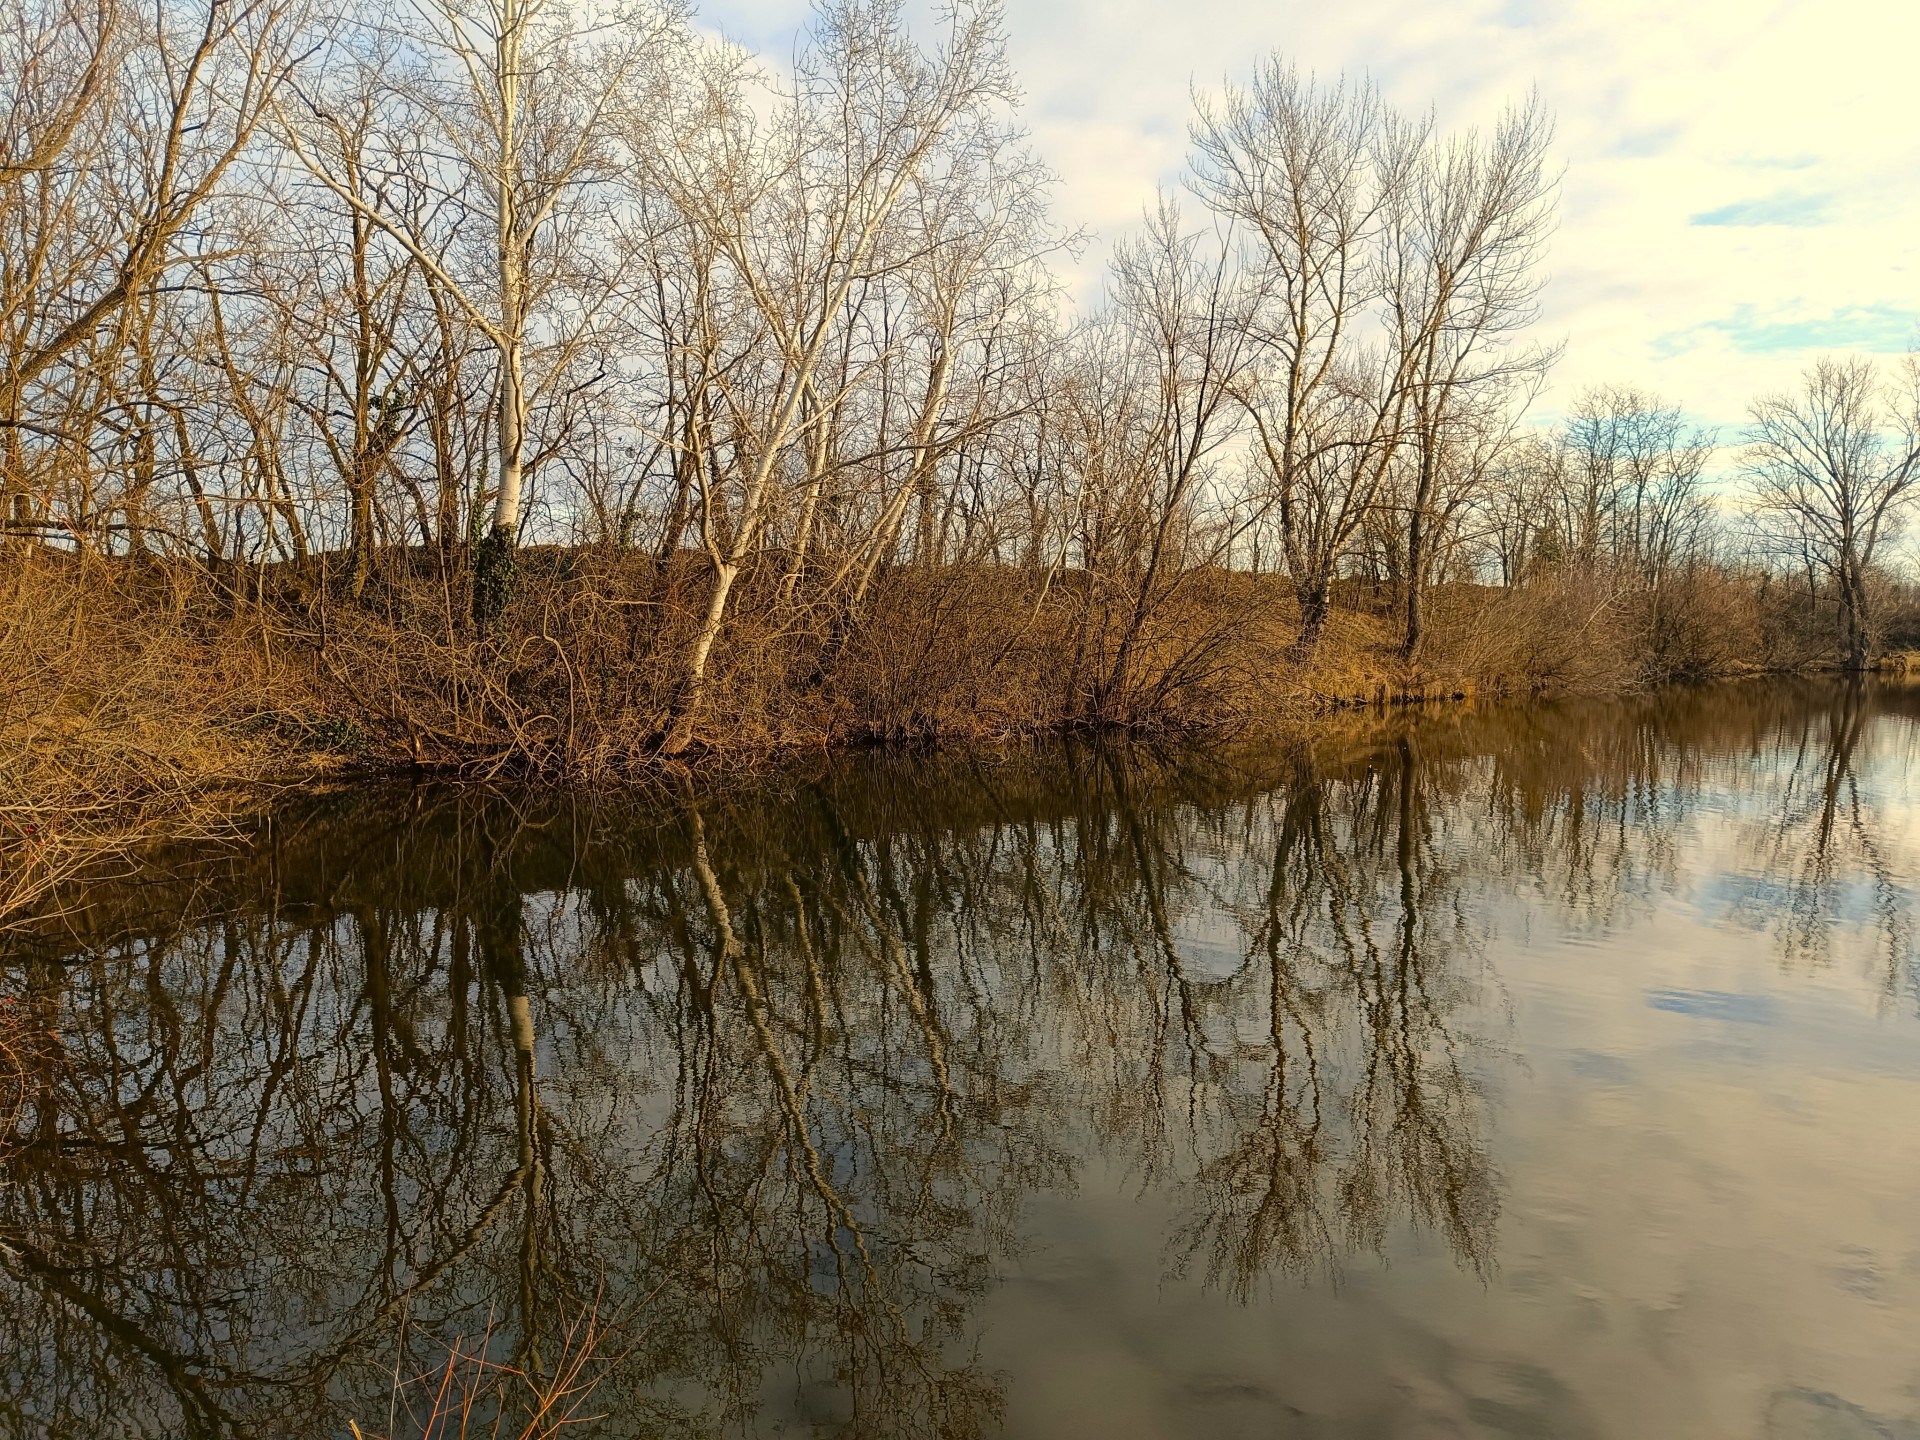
(694, 0, 1920, 436)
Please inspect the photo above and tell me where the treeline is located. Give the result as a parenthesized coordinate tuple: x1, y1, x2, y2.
(4, 0, 1920, 782)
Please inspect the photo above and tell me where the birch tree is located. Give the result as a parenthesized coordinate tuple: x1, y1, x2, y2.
(277, 0, 687, 619)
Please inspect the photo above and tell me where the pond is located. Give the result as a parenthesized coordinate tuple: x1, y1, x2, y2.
(4, 682, 1919, 1439)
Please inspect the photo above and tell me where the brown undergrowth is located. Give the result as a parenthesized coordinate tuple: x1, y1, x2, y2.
(0, 547, 298, 932)
(0, 540, 1890, 854)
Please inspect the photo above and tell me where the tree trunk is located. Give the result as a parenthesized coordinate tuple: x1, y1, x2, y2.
(1841, 550, 1871, 671)
(1292, 574, 1332, 657)
(1402, 506, 1428, 663)
(474, 346, 526, 625)
(348, 477, 374, 599)
(658, 558, 739, 755)
(1401, 437, 1438, 663)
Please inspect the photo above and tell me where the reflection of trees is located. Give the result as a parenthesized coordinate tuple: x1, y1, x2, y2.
(1162, 734, 1496, 1299)
(3, 680, 1914, 1437)
(1755, 681, 1916, 990)
(1449, 681, 1920, 997)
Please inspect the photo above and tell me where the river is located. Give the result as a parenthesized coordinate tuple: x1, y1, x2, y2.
(3, 681, 1918, 1439)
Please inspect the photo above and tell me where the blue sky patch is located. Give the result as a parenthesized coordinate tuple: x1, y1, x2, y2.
(1691, 193, 1832, 227)
(1656, 304, 1918, 358)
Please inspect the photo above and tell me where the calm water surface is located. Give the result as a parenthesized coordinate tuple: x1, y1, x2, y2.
(5, 683, 1920, 1439)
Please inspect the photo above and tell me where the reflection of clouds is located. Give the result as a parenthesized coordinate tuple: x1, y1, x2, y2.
(1767, 1389, 1920, 1440)
(1646, 989, 1776, 1024)
(1165, 908, 1246, 983)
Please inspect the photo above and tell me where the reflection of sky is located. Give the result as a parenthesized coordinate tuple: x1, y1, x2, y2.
(1646, 988, 1775, 1024)
(982, 705, 1920, 1439)
(25, 698, 1920, 1440)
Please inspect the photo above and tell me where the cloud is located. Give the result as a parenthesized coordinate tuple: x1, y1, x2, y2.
(1609, 125, 1681, 158)
(692, 0, 1920, 422)
(1690, 193, 1833, 227)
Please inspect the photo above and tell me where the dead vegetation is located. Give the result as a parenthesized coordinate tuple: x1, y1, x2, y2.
(3, 531, 1897, 829)
(2, 0, 1914, 845)
(350, 1302, 629, 1440)
(0, 546, 293, 931)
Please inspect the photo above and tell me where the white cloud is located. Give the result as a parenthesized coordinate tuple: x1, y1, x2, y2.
(695, 0, 1920, 428)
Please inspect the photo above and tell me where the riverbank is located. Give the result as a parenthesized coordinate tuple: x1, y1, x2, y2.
(0, 543, 1893, 930)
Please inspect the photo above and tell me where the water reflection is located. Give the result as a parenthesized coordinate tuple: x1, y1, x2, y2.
(3, 681, 1918, 1439)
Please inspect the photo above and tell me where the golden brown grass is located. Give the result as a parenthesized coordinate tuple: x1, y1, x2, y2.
(0, 540, 1854, 831)
(0, 546, 300, 930)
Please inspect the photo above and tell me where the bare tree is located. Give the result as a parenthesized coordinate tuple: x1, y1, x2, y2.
(1746, 355, 1920, 670)
(633, 0, 1023, 754)
(277, 0, 687, 619)
(1562, 383, 1714, 583)
(2, 0, 298, 542)
(1075, 199, 1255, 718)
(1386, 91, 1557, 662)
(1188, 60, 1419, 653)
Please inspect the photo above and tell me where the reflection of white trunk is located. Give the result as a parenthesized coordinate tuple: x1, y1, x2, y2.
(686, 803, 872, 1268)
(506, 988, 539, 1181)
(508, 986, 545, 1371)
(508, 991, 536, 1073)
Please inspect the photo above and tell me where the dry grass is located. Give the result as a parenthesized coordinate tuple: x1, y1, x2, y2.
(300, 551, 1339, 773)
(0, 541, 1868, 823)
(0, 547, 302, 931)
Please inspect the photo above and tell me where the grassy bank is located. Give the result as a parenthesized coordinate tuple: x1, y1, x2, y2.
(1, 542, 1905, 931)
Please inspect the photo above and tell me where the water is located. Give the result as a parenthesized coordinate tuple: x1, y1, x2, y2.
(4, 682, 1919, 1439)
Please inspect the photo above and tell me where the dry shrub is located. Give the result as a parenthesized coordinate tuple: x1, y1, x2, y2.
(1290, 605, 1410, 703)
(1419, 565, 1778, 693)
(311, 548, 824, 772)
(0, 547, 295, 929)
(1632, 566, 1768, 682)
(0, 548, 296, 795)
(312, 554, 1320, 774)
(1428, 571, 1640, 694)
(820, 565, 1071, 740)
(825, 566, 1308, 739)
(0, 535, 1855, 802)
(353, 1301, 627, 1440)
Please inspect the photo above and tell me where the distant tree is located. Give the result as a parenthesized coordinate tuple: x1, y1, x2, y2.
(1745, 355, 1920, 670)
(1562, 384, 1715, 584)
